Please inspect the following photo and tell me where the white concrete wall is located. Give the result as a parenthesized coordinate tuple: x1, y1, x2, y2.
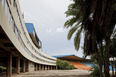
(0, 0, 56, 66)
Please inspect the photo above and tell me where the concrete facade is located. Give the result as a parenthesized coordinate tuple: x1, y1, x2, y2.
(0, 0, 57, 77)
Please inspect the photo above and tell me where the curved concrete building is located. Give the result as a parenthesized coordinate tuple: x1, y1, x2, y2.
(0, 0, 56, 77)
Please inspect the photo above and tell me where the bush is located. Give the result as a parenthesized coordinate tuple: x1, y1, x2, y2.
(0, 66, 6, 72)
(90, 65, 100, 77)
(56, 59, 74, 70)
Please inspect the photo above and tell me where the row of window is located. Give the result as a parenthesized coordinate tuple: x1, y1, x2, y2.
(1, 0, 56, 64)
(12, 1, 56, 62)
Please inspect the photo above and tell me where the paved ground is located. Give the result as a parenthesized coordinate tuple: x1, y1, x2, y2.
(12, 69, 92, 77)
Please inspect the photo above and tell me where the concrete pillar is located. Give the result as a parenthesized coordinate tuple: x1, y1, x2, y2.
(48, 66, 50, 70)
(27, 61, 30, 72)
(52, 66, 53, 70)
(7, 52, 12, 77)
(49, 66, 51, 70)
(16, 57, 20, 74)
(45, 65, 47, 70)
(56, 66, 57, 70)
(42, 65, 44, 70)
(47, 66, 48, 70)
(51, 66, 53, 70)
(22, 60, 25, 73)
(54, 66, 56, 70)
(39, 64, 41, 70)
(36, 64, 38, 71)
(47, 66, 49, 70)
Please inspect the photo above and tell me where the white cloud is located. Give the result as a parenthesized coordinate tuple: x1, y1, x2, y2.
(19, 0, 85, 58)
(46, 29, 52, 33)
(56, 28, 64, 32)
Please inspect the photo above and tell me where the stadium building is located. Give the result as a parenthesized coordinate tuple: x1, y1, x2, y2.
(0, 0, 57, 77)
(53, 54, 94, 70)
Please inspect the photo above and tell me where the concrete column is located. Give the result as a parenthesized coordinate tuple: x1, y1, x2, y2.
(27, 61, 30, 72)
(47, 66, 49, 70)
(36, 64, 38, 71)
(42, 65, 44, 70)
(16, 57, 20, 74)
(56, 66, 57, 70)
(39, 64, 41, 70)
(7, 52, 12, 77)
(45, 65, 47, 70)
(47, 66, 48, 70)
(22, 60, 25, 73)
(49, 66, 51, 70)
(54, 66, 55, 70)
(51, 66, 52, 70)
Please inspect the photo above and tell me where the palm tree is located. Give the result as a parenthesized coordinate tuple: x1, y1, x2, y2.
(110, 34, 116, 77)
(64, 0, 116, 77)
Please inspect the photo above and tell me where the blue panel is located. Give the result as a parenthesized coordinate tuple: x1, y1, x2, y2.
(103, 65, 115, 71)
(81, 62, 95, 68)
(25, 23, 34, 33)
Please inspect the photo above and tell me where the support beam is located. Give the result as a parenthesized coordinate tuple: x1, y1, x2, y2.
(42, 65, 44, 70)
(16, 57, 20, 74)
(39, 64, 41, 70)
(27, 61, 30, 72)
(22, 60, 25, 73)
(36, 64, 38, 71)
(45, 65, 47, 70)
(47, 66, 49, 70)
(56, 66, 57, 70)
(7, 52, 12, 77)
(47, 66, 48, 70)
(49, 66, 51, 70)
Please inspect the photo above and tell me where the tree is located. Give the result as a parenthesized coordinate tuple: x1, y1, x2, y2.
(65, 0, 116, 77)
(110, 34, 116, 77)
(56, 59, 74, 70)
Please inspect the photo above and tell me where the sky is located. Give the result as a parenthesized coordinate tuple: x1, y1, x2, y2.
(19, 0, 84, 58)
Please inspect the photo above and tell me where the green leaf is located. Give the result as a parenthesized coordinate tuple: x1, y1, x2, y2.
(67, 24, 80, 40)
(74, 27, 82, 50)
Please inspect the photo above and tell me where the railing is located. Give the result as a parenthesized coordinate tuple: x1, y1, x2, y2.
(1, 0, 56, 64)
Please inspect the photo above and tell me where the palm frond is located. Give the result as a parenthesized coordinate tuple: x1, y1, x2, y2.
(74, 27, 82, 50)
(67, 24, 80, 40)
(64, 17, 77, 28)
(65, 9, 78, 17)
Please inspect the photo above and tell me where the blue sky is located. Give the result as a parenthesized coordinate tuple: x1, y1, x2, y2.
(19, 0, 84, 58)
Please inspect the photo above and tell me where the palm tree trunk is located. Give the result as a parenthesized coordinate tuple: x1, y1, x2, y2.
(112, 58, 114, 77)
(96, 52, 103, 77)
(114, 59, 116, 76)
(99, 61, 103, 77)
(104, 37, 110, 77)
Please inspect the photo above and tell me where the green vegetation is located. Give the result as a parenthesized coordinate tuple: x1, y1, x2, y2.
(56, 59, 74, 70)
(0, 66, 6, 72)
(90, 65, 100, 77)
(65, 0, 116, 77)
